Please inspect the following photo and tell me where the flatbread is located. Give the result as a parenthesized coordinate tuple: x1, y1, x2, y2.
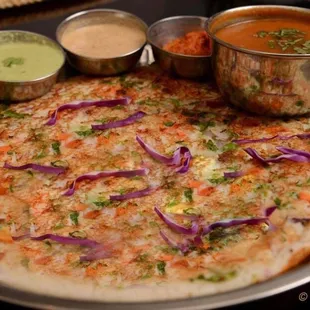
(0, 0, 43, 9)
(0, 65, 309, 302)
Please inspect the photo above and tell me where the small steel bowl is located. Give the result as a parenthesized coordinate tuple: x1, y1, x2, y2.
(147, 16, 212, 79)
(56, 9, 147, 76)
(0, 31, 65, 101)
(207, 5, 310, 117)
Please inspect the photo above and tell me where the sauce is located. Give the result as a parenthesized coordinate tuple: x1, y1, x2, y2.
(61, 24, 146, 58)
(216, 18, 310, 54)
(163, 30, 211, 56)
(0, 42, 64, 81)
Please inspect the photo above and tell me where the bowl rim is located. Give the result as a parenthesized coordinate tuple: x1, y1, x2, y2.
(147, 15, 212, 59)
(207, 5, 310, 58)
(0, 30, 65, 84)
(56, 8, 148, 61)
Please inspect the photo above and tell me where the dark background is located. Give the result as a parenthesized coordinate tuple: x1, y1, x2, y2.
(0, 0, 309, 309)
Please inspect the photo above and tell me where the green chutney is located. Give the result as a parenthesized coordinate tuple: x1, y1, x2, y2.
(0, 42, 64, 81)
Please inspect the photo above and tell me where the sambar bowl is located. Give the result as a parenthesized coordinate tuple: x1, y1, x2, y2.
(56, 9, 147, 76)
(207, 5, 310, 117)
(147, 16, 212, 79)
(0, 31, 65, 101)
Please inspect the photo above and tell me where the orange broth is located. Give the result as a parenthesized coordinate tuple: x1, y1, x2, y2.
(216, 18, 310, 54)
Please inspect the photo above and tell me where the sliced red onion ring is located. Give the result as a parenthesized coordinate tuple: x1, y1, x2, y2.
(271, 77, 292, 85)
(13, 233, 98, 247)
(159, 230, 190, 253)
(233, 135, 279, 145)
(291, 218, 310, 225)
(276, 146, 310, 159)
(92, 111, 146, 130)
(202, 217, 271, 236)
(3, 162, 65, 175)
(234, 133, 310, 145)
(264, 206, 277, 217)
(46, 97, 131, 126)
(110, 187, 156, 201)
(80, 244, 112, 262)
(12, 233, 30, 241)
(154, 206, 199, 235)
(64, 168, 148, 196)
(136, 135, 192, 173)
(244, 148, 310, 165)
(224, 171, 244, 178)
(31, 234, 99, 247)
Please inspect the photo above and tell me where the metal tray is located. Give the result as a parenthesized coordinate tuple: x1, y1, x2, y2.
(1, 263, 309, 309)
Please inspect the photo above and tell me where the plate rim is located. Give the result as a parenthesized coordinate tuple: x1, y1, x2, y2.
(1, 263, 309, 310)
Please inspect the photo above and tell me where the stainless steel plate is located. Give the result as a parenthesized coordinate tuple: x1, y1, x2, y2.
(1, 263, 309, 309)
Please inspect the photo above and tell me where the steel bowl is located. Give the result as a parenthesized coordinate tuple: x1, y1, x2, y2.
(0, 31, 65, 101)
(207, 5, 310, 117)
(56, 9, 147, 76)
(147, 16, 212, 79)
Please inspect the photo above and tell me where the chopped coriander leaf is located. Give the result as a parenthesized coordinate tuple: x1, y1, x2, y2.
(191, 270, 237, 282)
(93, 199, 111, 209)
(70, 211, 79, 226)
(118, 188, 126, 195)
(69, 230, 87, 239)
(164, 121, 175, 127)
(53, 222, 65, 230)
(157, 261, 166, 275)
(170, 98, 181, 107)
(167, 199, 179, 208)
(51, 160, 68, 168)
(296, 100, 304, 107)
(274, 197, 282, 208)
(183, 208, 200, 215)
(268, 40, 276, 49)
(1, 110, 26, 119)
(3, 57, 24, 67)
(205, 139, 218, 151)
(51, 141, 61, 155)
(9, 185, 14, 193)
(149, 221, 160, 228)
(222, 142, 238, 152)
(20, 257, 29, 269)
(198, 120, 215, 131)
(135, 253, 149, 262)
(184, 188, 193, 203)
(27, 170, 34, 177)
(255, 31, 267, 38)
(75, 129, 94, 137)
(208, 176, 227, 185)
(34, 149, 47, 159)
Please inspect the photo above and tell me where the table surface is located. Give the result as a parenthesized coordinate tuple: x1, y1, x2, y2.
(0, 0, 310, 309)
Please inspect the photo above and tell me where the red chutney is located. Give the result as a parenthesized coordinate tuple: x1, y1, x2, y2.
(163, 30, 211, 56)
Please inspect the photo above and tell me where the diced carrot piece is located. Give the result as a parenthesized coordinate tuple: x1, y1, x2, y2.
(159, 254, 174, 261)
(176, 130, 186, 138)
(35, 256, 52, 265)
(65, 139, 83, 149)
(188, 180, 204, 188)
(0, 145, 11, 153)
(75, 204, 88, 211)
(265, 126, 288, 134)
(83, 210, 100, 219)
(172, 259, 189, 268)
(115, 208, 127, 217)
(230, 183, 241, 194)
(0, 186, 7, 195)
(97, 136, 109, 145)
(197, 186, 215, 196)
(85, 266, 98, 277)
(247, 167, 264, 175)
(299, 192, 310, 203)
(0, 228, 13, 243)
(57, 133, 71, 141)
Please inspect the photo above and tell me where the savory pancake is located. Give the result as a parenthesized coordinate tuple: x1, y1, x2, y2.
(0, 65, 309, 301)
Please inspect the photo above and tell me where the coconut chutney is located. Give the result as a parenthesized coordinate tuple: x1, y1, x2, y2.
(0, 42, 64, 81)
(61, 23, 146, 58)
